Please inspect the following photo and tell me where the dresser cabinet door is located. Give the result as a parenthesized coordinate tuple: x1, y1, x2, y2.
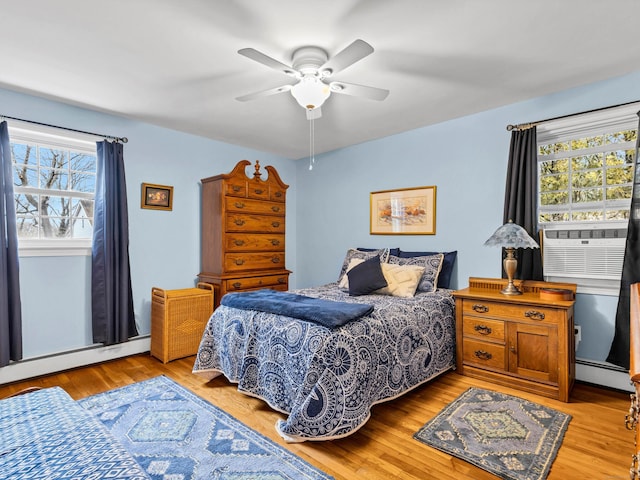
(507, 322, 558, 383)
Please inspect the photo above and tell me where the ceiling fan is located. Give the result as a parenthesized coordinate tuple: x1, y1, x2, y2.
(236, 39, 389, 120)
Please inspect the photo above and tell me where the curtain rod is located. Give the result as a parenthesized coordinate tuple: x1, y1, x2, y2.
(0, 114, 128, 143)
(506, 99, 640, 132)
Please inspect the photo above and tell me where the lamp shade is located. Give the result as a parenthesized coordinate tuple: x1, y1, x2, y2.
(290, 76, 331, 110)
(484, 220, 539, 249)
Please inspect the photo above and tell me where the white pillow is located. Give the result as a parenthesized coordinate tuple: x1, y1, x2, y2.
(375, 263, 425, 297)
(338, 257, 365, 289)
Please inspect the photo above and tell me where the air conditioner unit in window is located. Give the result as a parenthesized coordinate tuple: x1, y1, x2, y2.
(542, 223, 627, 295)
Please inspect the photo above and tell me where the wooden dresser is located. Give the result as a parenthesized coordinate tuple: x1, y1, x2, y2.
(453, 277, 577, 402)
(198, 160, 290, 308)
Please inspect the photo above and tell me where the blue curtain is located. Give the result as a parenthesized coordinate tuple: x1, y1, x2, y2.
(91, 140, 138, 345)
(503, 127, 544, 280)
(0, 121, 22, 367)
(607, 112, 640, 369)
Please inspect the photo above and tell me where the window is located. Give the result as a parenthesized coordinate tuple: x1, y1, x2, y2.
(8, 121, 99, 256)
(536, 103, 639, 295)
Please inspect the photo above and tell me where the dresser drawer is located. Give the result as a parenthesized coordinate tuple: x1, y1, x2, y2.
(224, 181, 247, 197)
(462, 317, 505, 342)
(462, 299, 561, 324)
(225, 233, 285, 251)
(225, 196, 285, 215)
(225, 214, 285, 233)
(270, 188, 286, 203)
(463, 338, 506, 371)
(225, 274, 288, 291)
(247, 181, 270, 200)
(225, 252, 285, 272)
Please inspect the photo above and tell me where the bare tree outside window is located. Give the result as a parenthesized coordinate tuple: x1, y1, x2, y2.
(12, 141, 96, 240)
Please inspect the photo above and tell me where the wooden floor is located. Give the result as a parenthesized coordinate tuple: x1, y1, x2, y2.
(0, 353, 633, 480)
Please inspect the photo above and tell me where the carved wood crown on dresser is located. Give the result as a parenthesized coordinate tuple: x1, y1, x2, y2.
(198, 160, 290, 307)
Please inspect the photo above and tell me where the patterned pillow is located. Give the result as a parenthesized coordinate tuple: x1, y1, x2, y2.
(338, 248, 389, 282)
(398, 250, 457, 289)
(338, 257, 365, 289)
(387, 253, 444, 293)
(375, 263, 425, 297)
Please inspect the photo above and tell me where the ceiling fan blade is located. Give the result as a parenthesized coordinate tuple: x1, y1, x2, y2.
(236, 84, 293, 102)
(319, 39, 374, 76)
(238, 48, 296, 76)
(306, 107, 322, 120)
(329, 81, 389, 101)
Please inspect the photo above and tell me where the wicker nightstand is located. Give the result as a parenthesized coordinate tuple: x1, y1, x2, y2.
(150, 283, 215, 363)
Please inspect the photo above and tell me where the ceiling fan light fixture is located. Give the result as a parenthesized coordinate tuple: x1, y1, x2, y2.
(290, 76, 331, 110)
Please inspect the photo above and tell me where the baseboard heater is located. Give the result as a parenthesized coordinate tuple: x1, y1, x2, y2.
(576, 357, 632, 392)
(0, 335, 151, 386)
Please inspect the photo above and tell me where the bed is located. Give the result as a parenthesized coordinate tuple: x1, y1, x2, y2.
(192, 248, 457, 442)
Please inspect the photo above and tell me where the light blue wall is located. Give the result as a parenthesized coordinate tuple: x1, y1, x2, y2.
(4, 69, 640, 365)
(1, 88, 297, 358)
(295, 70, 640, 363)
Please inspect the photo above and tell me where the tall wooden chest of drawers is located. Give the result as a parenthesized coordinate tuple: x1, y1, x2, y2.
(453, 277, 576, 402)
(198, 160, 290, 307)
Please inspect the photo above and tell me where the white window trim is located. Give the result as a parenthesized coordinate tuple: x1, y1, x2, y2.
(18, 240, 92, 257)
(536, 103, 639, 295)
(7, 120, 99, 257)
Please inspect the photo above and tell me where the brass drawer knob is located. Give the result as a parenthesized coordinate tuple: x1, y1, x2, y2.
(472, 304, 489, 313)
(234, 218, 245, 226)
(474, 324, 492, 335)
(232, 185, 241, 192)
(525, 310, 545, 320)
(278, 277, 286, 284)
(271, 206, 280, 212)
(235, 202, 245, 209)
(271, 256, 280, 264)
(272, 221, 280, 228)
(255, 188, 264, 194)
(271, 239, 280, 246)
(274, 191, 282, 198)
(474, 350, 492, 360)
(232, 282, 242, 289)
(235, 258, 245, 265)
(233, 239, 245, 246)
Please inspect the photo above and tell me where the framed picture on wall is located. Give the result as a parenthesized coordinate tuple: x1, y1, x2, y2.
(141, 183, 173, 211)
(370, 186, 436, 235)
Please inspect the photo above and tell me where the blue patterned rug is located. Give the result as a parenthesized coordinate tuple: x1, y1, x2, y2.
(413, 387, 571, 480)
(79, 376, 333, 480)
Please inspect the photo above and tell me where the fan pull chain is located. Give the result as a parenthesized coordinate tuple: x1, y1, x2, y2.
(308, 116, 315, 171)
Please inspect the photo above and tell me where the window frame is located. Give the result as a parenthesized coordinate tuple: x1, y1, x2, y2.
(7, 121, 101, 257)
(536, 102, 639, 295)
(537, 103, 638, 229)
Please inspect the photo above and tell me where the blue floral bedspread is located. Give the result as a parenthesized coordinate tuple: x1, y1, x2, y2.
(192, 283, 456, 442)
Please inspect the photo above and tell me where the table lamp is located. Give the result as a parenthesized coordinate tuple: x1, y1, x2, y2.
(484, 220, 540, 295)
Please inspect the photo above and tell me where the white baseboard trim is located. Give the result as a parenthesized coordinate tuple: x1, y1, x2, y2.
(576, 357, 633, 393)
(0, 336, 151, 385)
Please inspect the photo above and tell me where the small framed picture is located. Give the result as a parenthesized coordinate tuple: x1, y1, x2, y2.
(370, 185, 436, 235)
(141, 183, 173, 211)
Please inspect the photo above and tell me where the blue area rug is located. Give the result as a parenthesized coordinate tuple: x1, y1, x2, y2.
(413, 387, 571, 480)
(79, 376, 333, 480)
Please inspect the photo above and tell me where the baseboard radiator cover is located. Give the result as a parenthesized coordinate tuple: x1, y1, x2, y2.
(576, 357, 633, 392)
(0, 335, 151, 385)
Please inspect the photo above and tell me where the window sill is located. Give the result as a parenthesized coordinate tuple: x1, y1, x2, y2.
(18, 242, 92, 257)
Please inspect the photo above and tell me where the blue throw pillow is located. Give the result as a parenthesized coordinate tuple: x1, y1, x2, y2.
(357, 247, 400, 257)
(347, 256, 388, 296)
(397, 250, 457, 289)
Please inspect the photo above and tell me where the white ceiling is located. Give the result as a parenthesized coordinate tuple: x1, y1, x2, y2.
(1, 0, 639, 160)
